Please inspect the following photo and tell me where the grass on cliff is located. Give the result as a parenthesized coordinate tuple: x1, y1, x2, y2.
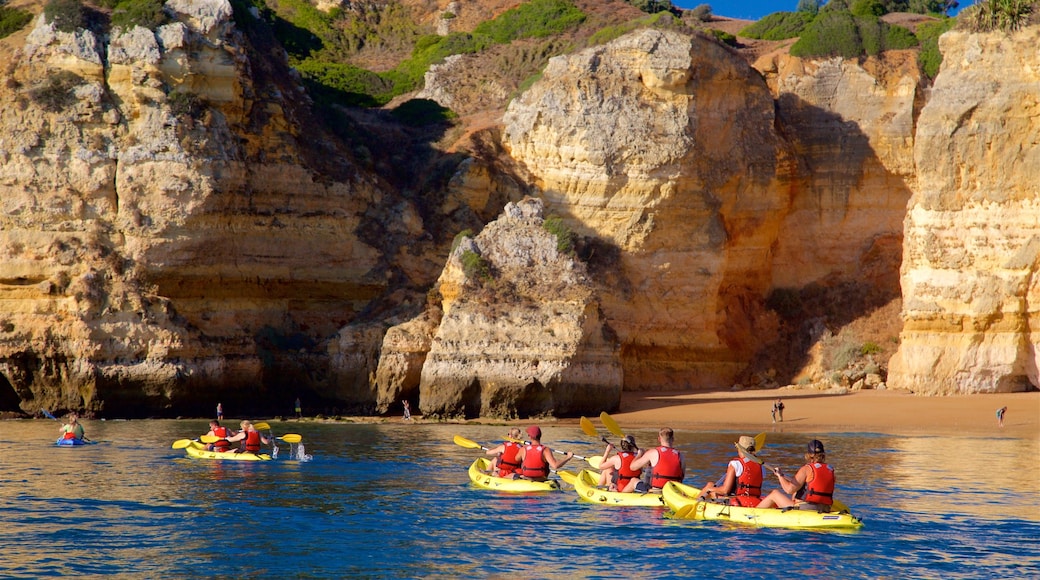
(0, 5, 33, 39)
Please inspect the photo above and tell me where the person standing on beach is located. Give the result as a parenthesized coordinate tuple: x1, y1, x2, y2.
(629, 427, 685, 491)
(514, 425, 573, 482)
(757, 439, 835, 512)
(696, 435, 763, 507)
(997, 406, 1007, 427)
(402, 400, 411, 421)
(772, 398, 785, 422)
(294, 397, 302, 419)
(216, 402, 223, 421)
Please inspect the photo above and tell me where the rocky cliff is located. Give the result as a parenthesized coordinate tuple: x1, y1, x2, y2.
(888, 25, 1040, 394)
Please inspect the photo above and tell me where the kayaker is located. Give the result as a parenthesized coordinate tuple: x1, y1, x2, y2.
(203, 419, 232, 452)
(514, 425, 573, 481)
(485, 427, 524, 477)
(224, 420, 270, 454)
(757, 439, 836, 512)
(596, 435, 643, 492)
(629, 427, 685, 491)
(695, 435, 763, 506)
(60, 412, 87, 442)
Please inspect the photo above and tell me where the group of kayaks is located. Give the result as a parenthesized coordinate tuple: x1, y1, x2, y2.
(459, 423, 865, 531)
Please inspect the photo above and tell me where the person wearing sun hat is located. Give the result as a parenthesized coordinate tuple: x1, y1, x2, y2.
(695, 435, 764, 507)
(514, 425, 573, 481)
(757, 438, 837, 512)
(484, 427, 525, 477)
(596, 434, 644, 492)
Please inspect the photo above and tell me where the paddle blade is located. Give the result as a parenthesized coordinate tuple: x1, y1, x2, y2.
(587, 455, 604, 470)
(453, 435, 483, 450)
(754, 432, 766, 452)
(579, 416, 598, 437)
(199, 435, 221, 444)
(557, 470, 578, 485)
(42, 409, 59, 421)
(278, 434, 302, 443)
(253, 422, 271, 431)
(171, 439, 193, 449)
(832, 498, 851, 513)
(600, 412, 624, 438)
(673, 504, 696, 519)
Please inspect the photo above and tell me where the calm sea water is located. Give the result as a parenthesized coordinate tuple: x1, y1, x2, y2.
(0, 419, 1037, 578)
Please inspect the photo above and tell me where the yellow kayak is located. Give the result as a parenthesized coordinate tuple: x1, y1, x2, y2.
(570, 469, 665, 507)
(183, 440, 271, 461)
(467, 458, 560, 492)
(663, 481, 864, 530)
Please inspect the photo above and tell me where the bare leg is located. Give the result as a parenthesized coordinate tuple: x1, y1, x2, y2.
(756, 489, 795, 509)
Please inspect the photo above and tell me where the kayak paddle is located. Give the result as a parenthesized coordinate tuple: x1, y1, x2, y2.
(452, 435, 602, 466)
(600, 412, 625, 438)
(557, 471, 578, 485)
(277, 434, 302, 443)
(171, 439, 193, 449)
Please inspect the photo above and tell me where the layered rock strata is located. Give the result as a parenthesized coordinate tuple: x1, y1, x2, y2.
(889, 26, 1040, 394)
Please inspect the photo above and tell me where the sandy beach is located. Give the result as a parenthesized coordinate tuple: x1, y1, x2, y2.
(607, 388, 1040, 439)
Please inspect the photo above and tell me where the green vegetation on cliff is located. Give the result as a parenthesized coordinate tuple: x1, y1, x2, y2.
(791, 9, 918, 57)
(740, 11, 815, 40)
(0, 4, 33, 39)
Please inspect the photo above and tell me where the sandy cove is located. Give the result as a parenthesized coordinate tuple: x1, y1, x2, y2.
(607, 388, 1040, 439)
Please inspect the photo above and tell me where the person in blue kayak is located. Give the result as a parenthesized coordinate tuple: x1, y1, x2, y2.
(224, 420, 270, 454)
(757, 439, 836, 512)
(629, 427, 685, 491)
(59, 412, 87, 442)
(695, 435, 763, 507)
(514, 425, 573, 481)
(203, 419, 232, 452)
(596, 435, 644, 492)
(485, 427, 524, 477)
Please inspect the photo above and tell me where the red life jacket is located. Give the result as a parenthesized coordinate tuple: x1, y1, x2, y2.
(497, 441, 523, 477)
(244, 430, 262, 453)
(650, 446, 684, 488)
(62, 430, 77, 440)
(520, 443, 549, 479)
(212, 426, 230, 451)
(731, 456, 763, 507)
(617, 452, 642, 490)
(799, 462, 835, 505)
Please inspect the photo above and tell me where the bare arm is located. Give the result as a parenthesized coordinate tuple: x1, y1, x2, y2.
(485, 443, 505, 457)
(773, 464, 810, 496)
(545, 448, 573, 470)
(629, 449, 657, 471)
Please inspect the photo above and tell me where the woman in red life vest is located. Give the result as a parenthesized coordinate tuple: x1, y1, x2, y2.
(695, 435, 763, 507)
(757, 439, 837, 512)
(225, 420, 270, 454)
(485, 427, 524, 477)
(514, 425, 573, 481)
(596, 435, 644, 492)
(629, 427, 685, 491)
(203, 420, 232, 452)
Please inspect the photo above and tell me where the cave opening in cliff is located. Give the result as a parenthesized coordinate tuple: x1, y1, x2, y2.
(0, 373, 23, 414)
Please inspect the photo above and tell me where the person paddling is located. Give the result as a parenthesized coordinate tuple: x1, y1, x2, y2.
(203, 420, 232, 452)
(513, 425, 573, 482)
(696, 435, 764, 506)
(224, 420, 270, 454)
(60, 412, 88, 442)
(629, 427, 685, 491)
(596, 435, 643, 492)
(757, 439, 836, 512)
(485, 427, 524, 477)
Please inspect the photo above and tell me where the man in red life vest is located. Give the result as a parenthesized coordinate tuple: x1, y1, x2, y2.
(514, 425, 573, 482)
(203, 420, 232, 452)
(485, 427, 525, 477)
(225, 420, 271, 454)
(629, 427, 685, 491)
(695, 435, 764, 507)
(757, 439, 837, 512)
(596, 435, 643, 492)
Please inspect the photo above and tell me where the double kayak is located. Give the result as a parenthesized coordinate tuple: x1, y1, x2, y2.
(663, 481, 864, 530)
(569, 470, 665, 507)
(468, 458, 560, 492)
(182, 440, 271, 461)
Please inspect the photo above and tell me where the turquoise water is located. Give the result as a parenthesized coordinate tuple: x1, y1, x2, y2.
(1, 420, 1037, 578)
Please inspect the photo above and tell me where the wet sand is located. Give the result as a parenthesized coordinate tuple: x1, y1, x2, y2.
(608, 388, 1040, 439)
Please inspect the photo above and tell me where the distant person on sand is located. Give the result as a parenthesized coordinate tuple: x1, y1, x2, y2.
(758, 439, 835, 512)
(629, 427, 685, 491)
(696, 435, 763, 507)
(485, 427, 524, 477)
(216, 402, 223, 421)
(403, 400, 411, 421)
(772, 398, 785, 423)
(596, 435, 643, 492)
(514, 425, 573, 482)
(997, 406, 1007, 427)
(295, 397, 302, 419)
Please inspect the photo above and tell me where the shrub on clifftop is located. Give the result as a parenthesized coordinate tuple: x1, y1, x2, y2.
(44, 0, 83, 32)
(0, 5, 33, 39)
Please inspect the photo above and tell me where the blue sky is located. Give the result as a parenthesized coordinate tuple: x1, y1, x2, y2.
(671, 0, 803, 20)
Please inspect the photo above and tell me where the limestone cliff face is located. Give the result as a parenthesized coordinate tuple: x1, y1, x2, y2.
(0, 1, 394, 415)
(889, 26, 1040, 394)
(392, 197, 621, 418)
